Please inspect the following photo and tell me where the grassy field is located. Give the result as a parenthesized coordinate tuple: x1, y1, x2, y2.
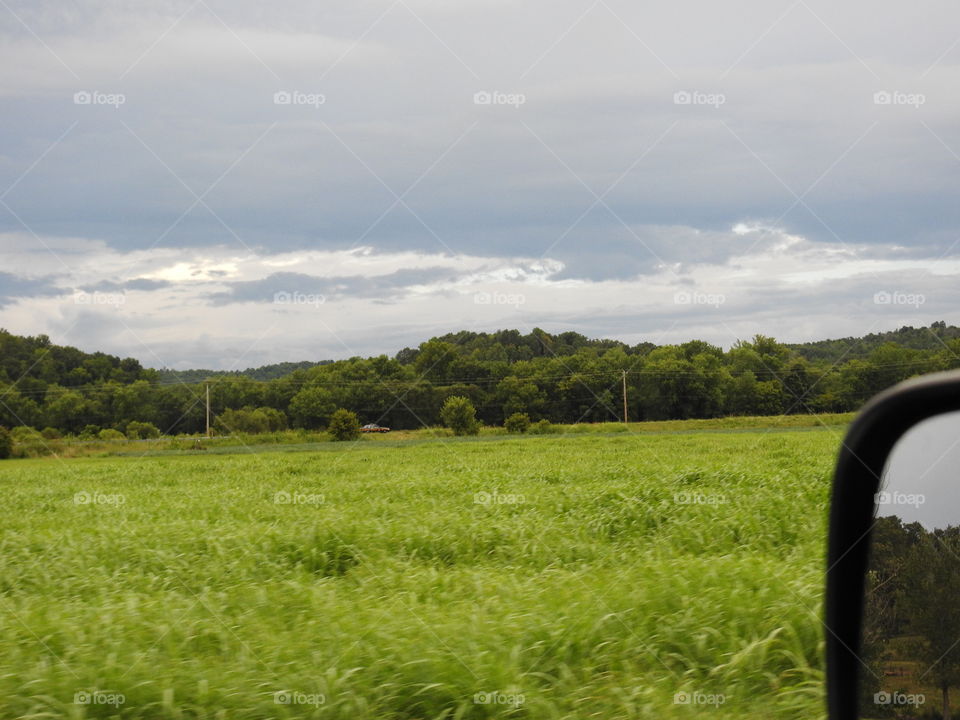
(10, 412, 855, 460)
(0, 422, 840, 719)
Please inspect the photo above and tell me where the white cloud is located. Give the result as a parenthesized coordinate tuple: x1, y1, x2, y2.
(1, 225, 957, 367)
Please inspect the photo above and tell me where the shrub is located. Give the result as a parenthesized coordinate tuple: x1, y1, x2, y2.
(40, 427, 62, 440)
(440, 396, 480, 436)
(11, 426, 40, 442)
(79, 424, 100, 439)
(0, 426, 11, 459)
(126, 421, 161, 440)
(327, 409, 360, 441)
(529, 419, 561, 435)
(504, 412, 531, 434)
(9, 426, 63, 458)
(215, 407, 287, 435)
(98, 428, 127, 443)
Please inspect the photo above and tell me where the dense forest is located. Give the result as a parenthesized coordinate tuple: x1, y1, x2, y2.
(862, 515, 960, 718)
(1, 323, 958, 436)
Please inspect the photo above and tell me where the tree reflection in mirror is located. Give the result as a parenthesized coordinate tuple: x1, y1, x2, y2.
(862, 410, 960, 719)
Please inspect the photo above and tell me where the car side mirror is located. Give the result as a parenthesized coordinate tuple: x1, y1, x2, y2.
(827, 369, 960, 719)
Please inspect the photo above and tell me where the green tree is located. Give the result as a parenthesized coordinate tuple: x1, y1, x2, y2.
(440, 396, 480, 435)
(414, 339, 459, 381)
(43, 387, 90, 434)
(0, 426, 11, 459)
(903, 528, 960, 720)
(327, 408, 360, 441)
(289, 386, 336, 429)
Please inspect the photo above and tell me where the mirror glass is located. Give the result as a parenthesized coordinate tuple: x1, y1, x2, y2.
(861, 410, 960, 719)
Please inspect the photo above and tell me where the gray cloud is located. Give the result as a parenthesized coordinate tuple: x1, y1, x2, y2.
(206, 267, 461, 305)
(0, 272, 64, 307)
(81, 278, 173, 292)
(3, 1, 960, 365)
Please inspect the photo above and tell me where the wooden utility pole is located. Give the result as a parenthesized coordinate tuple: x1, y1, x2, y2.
(205, 383, 211, 438)
(621, 369, 628, 424)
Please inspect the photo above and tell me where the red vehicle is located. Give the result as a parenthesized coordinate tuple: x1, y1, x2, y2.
(360, 423, 390, 433)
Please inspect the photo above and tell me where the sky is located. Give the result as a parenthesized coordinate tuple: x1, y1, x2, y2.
(1, 0, 958, 370)
(880, 410, 960, 530)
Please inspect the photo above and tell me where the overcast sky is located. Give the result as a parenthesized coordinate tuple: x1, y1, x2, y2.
(1, 0, 958, 369)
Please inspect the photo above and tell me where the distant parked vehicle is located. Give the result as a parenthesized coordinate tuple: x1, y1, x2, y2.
(360, 423, 390, 433)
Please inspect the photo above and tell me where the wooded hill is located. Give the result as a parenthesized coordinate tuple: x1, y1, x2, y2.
(1, 323, 957, 435)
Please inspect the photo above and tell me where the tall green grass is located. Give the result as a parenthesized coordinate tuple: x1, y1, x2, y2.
(0, 426, 838, 718)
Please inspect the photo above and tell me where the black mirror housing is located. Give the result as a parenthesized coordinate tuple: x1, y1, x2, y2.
(827, 369, 960, 719)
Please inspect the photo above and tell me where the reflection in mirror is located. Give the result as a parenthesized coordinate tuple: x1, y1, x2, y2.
(861, 410, 960, 719)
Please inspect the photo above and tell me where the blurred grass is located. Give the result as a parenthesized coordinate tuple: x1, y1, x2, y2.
(0, 425, 838, 718)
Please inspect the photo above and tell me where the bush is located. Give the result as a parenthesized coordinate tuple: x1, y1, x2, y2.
(40, 427, 62, 440)
(215, 406, 287, 435)
(79, 424, 100, 439)
(11, 426, 40, 442)
(440, 396, 480, 436)
(126, 421, 161, 440)
(8, 426, 63, 458)
(0, 426, 11, 459)
(98, 428, 127, 443)
(327, 409, 360, 441)
(504, 412, 531, 434)
(529, 419, 561, 435)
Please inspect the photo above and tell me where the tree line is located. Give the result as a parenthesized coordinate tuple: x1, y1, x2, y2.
(1, 324, 958, 437)
(863, 515, 960, 719)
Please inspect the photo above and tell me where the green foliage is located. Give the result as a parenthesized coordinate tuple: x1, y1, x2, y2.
(864, 517, 960, 716)
(529, 418, 561, 434)
(504, 412, 531, 434)
(98, 428, 126, 442)
(289, 386, 336, 429)
(0, 428, 835, 718)
(327, 408, 360, 441)
(440, 396, 479, 435)
(0, 323, 955, 436)
(215, 406, 286, 435)
(0, 426, 11, 459)
(125, 421, 161, 440)
(40, 426, 61, 440)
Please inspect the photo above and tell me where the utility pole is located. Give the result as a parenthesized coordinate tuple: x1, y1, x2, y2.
(205, 382, 211, 438)
(621, 369, 628, 424)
